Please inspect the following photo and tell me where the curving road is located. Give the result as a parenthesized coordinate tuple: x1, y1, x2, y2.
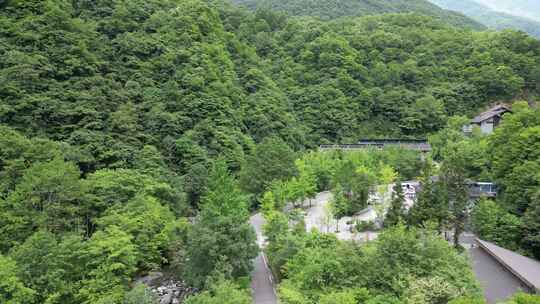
(250, 213, 278, 304)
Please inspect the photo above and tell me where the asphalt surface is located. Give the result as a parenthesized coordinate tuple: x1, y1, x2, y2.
(250, 213, 278, 304)
(458, 233, 531, 303)
(469, 245, 530, 303)
(304, 191, 380, 241)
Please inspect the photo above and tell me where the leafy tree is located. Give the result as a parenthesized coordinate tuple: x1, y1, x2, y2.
(0, 254, 36, 304)
(366, 295, 404, 304)
(124, 284, 159, 304)
(281, 236, 363, 300)
(448, 297, 485, 304)
(279, 283, 311, 304)
(81, 168, 185, 237)
(184, 161, 258, 288)
(97, 195, 177, 270)
(184, 216, 258, 288)
(78, 226, 138, 304)
(230, 0, 485, 28)
(274, 225, 480, 303)
(0, 157, 84, 248)
(183, 162, 209, 209)
(239, 137, 297, 201)
(264, 210, 289, 244)
(261, 191, 278, 215)
(185, 280, 251, 304)
(483, 103, 540, 257)
(295, 159, 318, 207)
(362, 225, 480, 298)
(319, 290, 357, 304)
(199, 160, 250, 221)
(0, 126, 65, 195)
(333, 161, 376, 215)
(400, 95, 446, 136)
(489, 102, 540, 215)
(504, 293, 540, 304)
(522, 190, 540, 259)
(9, 231, 72, 303)
(471, 199, 522, 251)
(405, 276, 464, 304)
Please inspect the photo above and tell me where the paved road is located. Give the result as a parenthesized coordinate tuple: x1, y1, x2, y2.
(250, 213, 278, 304)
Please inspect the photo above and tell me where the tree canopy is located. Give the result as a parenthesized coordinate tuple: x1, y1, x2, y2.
(1, 0, 540, 303)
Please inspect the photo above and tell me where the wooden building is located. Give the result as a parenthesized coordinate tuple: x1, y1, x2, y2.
(464, 104, 512, 135)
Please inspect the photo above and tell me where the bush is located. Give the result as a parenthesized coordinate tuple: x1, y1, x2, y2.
(355, 220, 377, 232)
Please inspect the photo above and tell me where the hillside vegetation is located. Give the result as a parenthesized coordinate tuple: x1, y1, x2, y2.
(1, 0, 539, 175)
(229, 0, 485, 28)
(0, 0, 540, 302)
(430, 0, 540, 38)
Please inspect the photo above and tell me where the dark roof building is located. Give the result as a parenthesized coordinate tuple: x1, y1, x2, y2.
(465, 104, 512, 134)
(319, 139, 431, 152)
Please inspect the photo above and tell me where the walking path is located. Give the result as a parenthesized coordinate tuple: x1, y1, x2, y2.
(470, 244, 531, 303)
(304, 191, 379, 241)
(250, 213, 278, 304)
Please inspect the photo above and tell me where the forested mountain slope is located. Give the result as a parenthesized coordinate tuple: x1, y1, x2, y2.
(229, 0, 485, 29)
(1, 0, 540, 302)
(1, 0, 539, 174)
(429, 0, 540, 39)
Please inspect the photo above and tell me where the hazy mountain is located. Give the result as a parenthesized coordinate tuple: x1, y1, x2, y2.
(429, 0, 540, 38)
(475, 0, 540, 22)
(229, 0, 485, 29)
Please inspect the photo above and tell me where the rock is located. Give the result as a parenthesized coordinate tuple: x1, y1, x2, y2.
(160, 292, 173, 304)
(136, 271, 198, 304)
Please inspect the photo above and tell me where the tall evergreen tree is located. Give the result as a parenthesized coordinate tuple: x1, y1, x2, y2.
(441, 142, 470, 248)
(384, 182, 406, 227)
(408, 160, 448, 232)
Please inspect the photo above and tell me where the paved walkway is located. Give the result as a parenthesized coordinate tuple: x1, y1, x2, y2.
(250, 213, 278, 304)
(458, 233, 533, 303)
(303, 191, 385, 242)
(477, 239, 540, 293)
(469, 245, 531, 303)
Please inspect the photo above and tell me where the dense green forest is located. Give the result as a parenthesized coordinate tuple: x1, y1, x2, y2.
(460, 103, 540, 259)
(1, 0, 539, 171)
(228, 0, 485, 28)
(429, 0, 540, 39)
(258, 107, 540, 303)
(1, 0, 540, 303)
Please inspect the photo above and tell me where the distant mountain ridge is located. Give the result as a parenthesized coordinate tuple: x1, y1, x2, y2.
(228, 0, 485, 29)
(475, 0, 540, 22)
(429, 0, 540, 39)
